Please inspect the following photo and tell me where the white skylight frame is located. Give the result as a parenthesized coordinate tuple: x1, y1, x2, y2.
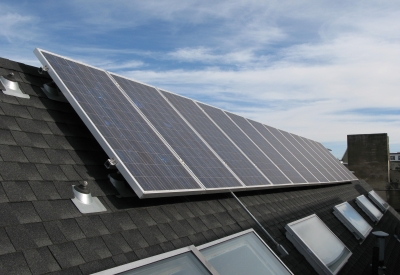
(197, 229, 293, 275)
(355, 195, 383, 223)
(91, 245, 220, 275)
(368, 190, 389, 213)
(285, 214, 352, 275)
(333, 202, 372, 242)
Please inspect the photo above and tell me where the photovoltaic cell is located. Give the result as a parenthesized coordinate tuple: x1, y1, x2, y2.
(271, 128, 330, 182)
(226, 113, 306, 184)
(290, 134, 342, 181)
(302, 136, 348, 181)
(311, 140, 355, 180)
(198, 103, 290, 185)
(305, 139, 352, 181)
(36, 49, 355, 198)
(250, 122, 319, 183)
(161, 91, 269, 187)
(110, 74, 242, 189)
(40, 51, 201, 193)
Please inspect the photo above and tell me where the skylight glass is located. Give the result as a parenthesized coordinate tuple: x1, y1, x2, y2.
(198, 230, 293, 275)
(355, 195, 383, 223)
(118, 252, 211, 275)
(91, 246, 217, 275)
(333, 202, 372, 241)
(286, 214, 352, 275)
(368, 190, 389, 213)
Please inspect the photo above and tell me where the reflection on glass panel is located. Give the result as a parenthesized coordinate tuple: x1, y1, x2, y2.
(200, 232, 292, 275)
(118, 252, 211, 275)
(334, 202, 372, 239)
(333, 202, 372, 241)
(368, 191, 389, 212)
(356, 195, 383, 222)
(286, 214, 351, 274)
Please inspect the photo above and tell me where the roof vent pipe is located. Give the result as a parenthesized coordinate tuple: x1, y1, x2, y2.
(71, 181, 107, 213)
(230, 192, 289, 258)
(0, 72, 30, 99)
(371, 231, 389, 275)
(41, 81, 68, 102)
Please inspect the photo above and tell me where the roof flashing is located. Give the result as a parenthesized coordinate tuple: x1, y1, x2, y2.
(0, 72, 30, 99)
(71, 182, 107, 213)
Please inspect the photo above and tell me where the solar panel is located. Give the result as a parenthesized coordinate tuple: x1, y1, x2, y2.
(198, 103, 290, 185)
(266, 128, 329, 183)
(249, 121, 318, 183)
(35, 48, 356, 198)
(109, 74, 242, 189)
(290, 134, 342, 182)
(161, 90, 269, 187)
(279, 130, 339, 182)
(308, 140, 355, 180)
(226, 113, 306, 184)
(35, 49, 203, 197)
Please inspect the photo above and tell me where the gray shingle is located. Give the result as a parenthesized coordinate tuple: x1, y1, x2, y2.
(33, 200, 81, 221)
(102, 233, 132, 255)
(0, 102, 32, 119)
(0, 252, 31, 275)
(44, 148, 75, 164)
(11, 131, 49, 148)
(35, 164, 68, 181)
(100, 212, 136, 233)
(29, 181, 61, 200)
(0, 227, 15, 256)
(128, 208, 156, 228)
(0, 145, 28, 162)
(139, 225, 168, 246)
(21, 147, 51, 164)
(121, 229, 149, 250)
(23, 247, 61, 275)
(74, 237, 112, 262)
(10, 201, 41, 224)
(60, 165, 83, 181)
(6, 223, 52, 251)
(0, 203, 19, 227)
(48, 242, 85, 269)
(0, 184, 9, 203)
(79, 257, 115, 275)
(2, 181, 37, 202)
(0, 129, 17, 145)
(0, 163, 42, 181)
(44, 219, 85, 243)
(0, 116, 21, 131)
(75, 216, 110, 238)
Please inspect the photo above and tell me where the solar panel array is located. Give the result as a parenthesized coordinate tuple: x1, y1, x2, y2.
(34, 49, 357, 198)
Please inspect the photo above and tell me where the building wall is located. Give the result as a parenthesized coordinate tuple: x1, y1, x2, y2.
(347, 133, 389, 200)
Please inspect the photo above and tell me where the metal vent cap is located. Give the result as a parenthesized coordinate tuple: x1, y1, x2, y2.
(0, 72, 30, 99)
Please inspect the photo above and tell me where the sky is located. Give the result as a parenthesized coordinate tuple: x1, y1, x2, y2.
(1, 0, 400, 158)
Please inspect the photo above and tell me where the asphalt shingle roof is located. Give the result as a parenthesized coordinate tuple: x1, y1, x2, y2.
(1, 56, 400, 274)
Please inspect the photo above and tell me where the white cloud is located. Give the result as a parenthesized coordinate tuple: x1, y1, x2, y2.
(0, 12, 36, 42)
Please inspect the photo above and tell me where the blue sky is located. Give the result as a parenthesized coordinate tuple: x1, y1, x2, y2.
(2, 1, 400, 158)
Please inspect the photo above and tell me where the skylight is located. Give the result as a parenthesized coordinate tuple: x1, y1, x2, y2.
(92, 229, 293, 275)
(91, 246, 219, 275)
(198, 229, 293, 275)
(368, 190, 389, 213)
(285, 214, 352, 275)
(355, 195, 383, 223)
(333, 202, 372, 242)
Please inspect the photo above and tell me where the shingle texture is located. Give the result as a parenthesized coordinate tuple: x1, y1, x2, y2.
(1, 56, 400, 274)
